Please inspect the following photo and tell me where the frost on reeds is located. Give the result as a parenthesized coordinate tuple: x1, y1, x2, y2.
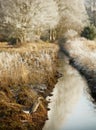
(0, 43, 58, 87)
(64, 38, 96, 72)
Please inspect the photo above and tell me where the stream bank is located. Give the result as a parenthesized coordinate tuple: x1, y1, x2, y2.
(0, 42, 59, 130)
(60, 37, 96, 102)
(43, 50, 96, 130)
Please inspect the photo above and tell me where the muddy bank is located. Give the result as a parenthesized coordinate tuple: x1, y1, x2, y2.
(0, 42, 59, 130)
(60, 38, 96, 102)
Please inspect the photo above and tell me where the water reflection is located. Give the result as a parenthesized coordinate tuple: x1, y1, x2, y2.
(43, 58, 96, 130)
(62, 87, 96, 130)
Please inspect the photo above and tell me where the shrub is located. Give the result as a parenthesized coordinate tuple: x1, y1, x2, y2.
(81, 25, 96, 40)
(64, 29, 78, 40)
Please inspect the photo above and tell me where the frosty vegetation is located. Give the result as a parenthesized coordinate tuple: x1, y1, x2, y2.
(55, 0, 88, 38)
(0, 0, 88, 43)
(0, 43, 58, 86)
(64, 38, 96, 71)
(85, 0, 96, 26)
(0, 0, 59, 43)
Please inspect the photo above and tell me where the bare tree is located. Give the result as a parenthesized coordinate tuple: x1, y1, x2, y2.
(55, 0, 88, 39)
(85, 0, 96, 26)
(0, 0, 59, 43)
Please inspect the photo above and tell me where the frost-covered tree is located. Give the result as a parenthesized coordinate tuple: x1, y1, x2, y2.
(55, 0, 88, 38)
(0, 0, 59, 43)
(85, 0, 96, 26)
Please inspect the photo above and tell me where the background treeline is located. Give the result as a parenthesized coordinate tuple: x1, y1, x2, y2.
(0, 0, 96, 43)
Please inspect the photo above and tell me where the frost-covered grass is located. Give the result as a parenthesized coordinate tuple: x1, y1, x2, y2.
(0, 42, 58, 130)
(0, 42, 58, 87)
(64, 38, 96, 71)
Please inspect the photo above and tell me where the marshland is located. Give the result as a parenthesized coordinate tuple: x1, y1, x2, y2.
(0, 0, 96, 130)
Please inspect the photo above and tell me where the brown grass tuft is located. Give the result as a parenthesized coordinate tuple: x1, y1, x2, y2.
(0, 42, 58, 130)
(0, 42, 58, 87)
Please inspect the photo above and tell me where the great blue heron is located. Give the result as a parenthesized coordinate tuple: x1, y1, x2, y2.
(23, 97, 46, 114)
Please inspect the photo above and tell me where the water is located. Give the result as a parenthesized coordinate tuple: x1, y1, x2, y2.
(43, 56, 96, 130)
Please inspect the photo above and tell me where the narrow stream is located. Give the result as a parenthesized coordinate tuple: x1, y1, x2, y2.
(43, 55, 96, 130)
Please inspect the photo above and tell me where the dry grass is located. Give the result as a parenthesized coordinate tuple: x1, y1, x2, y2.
(0, 85, 47, 130)
(0, 42, 58, 87)
(64, 38, 96, 71)
(0, 42, 59, 130)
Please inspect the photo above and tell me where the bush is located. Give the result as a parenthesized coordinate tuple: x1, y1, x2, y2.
(81, 25, 96, 40)
(64, 29, 78, 39)
(40, 30, 50, 42)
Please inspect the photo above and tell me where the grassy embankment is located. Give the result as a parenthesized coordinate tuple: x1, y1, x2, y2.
(0, 42, 59, 130)
(61, 37, 96, 102)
